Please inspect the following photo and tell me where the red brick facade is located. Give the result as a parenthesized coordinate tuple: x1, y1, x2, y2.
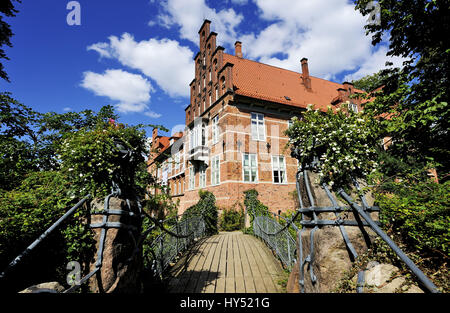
(148, 20, 365, 215)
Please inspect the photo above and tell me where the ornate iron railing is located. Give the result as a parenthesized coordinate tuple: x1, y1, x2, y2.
(147, 214, 206, 278)
(252, 165, 440, 293)
(253, 213, 298, 269)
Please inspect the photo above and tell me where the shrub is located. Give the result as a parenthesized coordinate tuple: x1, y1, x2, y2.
(244, 189, 269, 222)
(376, 180, 450, 257)
(182, 190, 218, 236)
(219, 206, 244, 231)
(0, 171, 95, 292)
(243, 189, 269, 234)
(285, 103, 380, 189)
(58, 121, 149, 198)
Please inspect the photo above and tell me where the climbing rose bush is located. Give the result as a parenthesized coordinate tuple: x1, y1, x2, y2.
(58, 121, 149, 198)
(285, 103, 381, 189)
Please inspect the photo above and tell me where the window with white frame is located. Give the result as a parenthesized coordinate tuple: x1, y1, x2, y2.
(215, 87, 218, 100)
(251, 112, 265, 141)
(242, 153, 258, 182)
(211, 155, 220, 185)
(189, 166, 195, 190)
(212, 115, 219, 144)
(272, 155, 287, 184)
(199, 164, 206, 188)
(288, 119, 294, 129)
(349, 102, 358, 113)
(190, 123, 205, 149)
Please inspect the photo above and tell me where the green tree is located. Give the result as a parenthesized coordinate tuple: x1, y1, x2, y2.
(0, 92, 39, 190)
(0, 0, 21, 82)
(355, 0, 450, 179)
(351, 70, 385, 92)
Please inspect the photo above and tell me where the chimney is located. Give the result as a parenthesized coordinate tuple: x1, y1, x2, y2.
(343, 81, 353, 94)
(235, 41, 243, 58)
(152, 128, 158, 145)
(301, 57, 311, 90)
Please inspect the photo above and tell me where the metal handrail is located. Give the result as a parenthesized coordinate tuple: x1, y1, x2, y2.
(147, 213, 206, 278)
(252, 166, 440, 293)
(0, 195, 92, 280)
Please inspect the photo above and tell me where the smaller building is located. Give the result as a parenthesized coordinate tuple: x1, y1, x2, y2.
(147, 128, 186, 201)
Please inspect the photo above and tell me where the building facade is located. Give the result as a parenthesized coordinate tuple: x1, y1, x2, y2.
(148, 20, 363, 214)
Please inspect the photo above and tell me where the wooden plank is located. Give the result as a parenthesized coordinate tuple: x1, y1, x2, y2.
(247, 235, 282, 293)
(195, 235, 221, 293)
(233, 232, 246, 293)
(235, 232, 256, 293)
(203, 234, 224, 293)
(215, 233, 229, 293)
(172, 238, 210, 293)
(183, 237, 214, 292)
(240, 234, 267, 293)
(203, 234, 225, 293)
(224, 232, 236, 293)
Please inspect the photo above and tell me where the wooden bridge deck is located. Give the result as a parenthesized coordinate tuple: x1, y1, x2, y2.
(167, 231, 284, 293)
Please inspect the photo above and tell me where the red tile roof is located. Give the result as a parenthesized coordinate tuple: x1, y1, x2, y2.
(223, 53, 363, 112)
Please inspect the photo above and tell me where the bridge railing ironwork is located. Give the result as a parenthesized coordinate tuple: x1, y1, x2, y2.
(252, 164, 440, 293)
(0, 186, 206, 292)
(253, 212, 298, 270)
(147, 213, 206, 278)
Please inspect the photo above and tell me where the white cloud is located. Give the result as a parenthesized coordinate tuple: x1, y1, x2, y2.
(144, 110, 162, 118)
(239, 0, 407, 81)
(170, 123, 187, 135)
(81, 69, 152, 113)
(87, 33, 194, 98)
(63, 107, 72, 112)
(156, 0, 244, 47)
(343, 46, 405, 82)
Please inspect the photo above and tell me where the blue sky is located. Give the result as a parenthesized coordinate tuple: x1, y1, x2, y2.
(0, 0, 403, 138)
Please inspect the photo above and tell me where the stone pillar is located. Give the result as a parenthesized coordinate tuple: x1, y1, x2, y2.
(88, 197, 143, 293)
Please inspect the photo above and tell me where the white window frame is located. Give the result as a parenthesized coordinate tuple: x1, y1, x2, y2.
(271, 155, 287, 184)
(242, 153, 258, 183)
(349, 102, 359, 113)
(211, 155, 220, 186)
(288, 119, 294, 129)
(251, 112, 265, 141)
(212, 115, 219, 144)
(189, 166, 195, 190)
(199, 164, 206, 188)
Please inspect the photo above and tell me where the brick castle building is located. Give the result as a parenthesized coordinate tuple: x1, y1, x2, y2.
(148, 20, 363, 214)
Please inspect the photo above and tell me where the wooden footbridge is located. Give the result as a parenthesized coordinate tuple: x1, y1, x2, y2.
(0, 167, 440, 294)
(167, 231, 284, 293)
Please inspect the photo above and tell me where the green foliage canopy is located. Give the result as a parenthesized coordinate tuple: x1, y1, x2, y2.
(285, 103, 381, 189)
(355, 0, 450, 177)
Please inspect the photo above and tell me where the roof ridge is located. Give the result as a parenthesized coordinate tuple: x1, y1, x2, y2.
(223, 53, 344, 87)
